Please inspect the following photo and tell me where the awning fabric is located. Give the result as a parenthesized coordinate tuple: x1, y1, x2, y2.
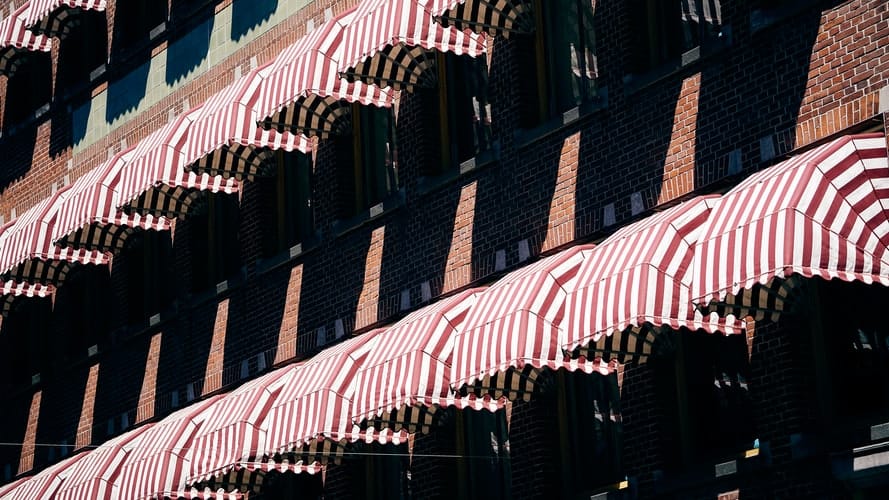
(2, 450, 87, 499)
(691, 133, 889, 322)
(257, 7, 394, 139)
(0, 477, 29, 497)
(0, 187, 110, 285)
(0, 3, 52, 76)
(262, 331, 388, 460)
(183, 62, 311, 182)
(114, 396, 223, 500)
(351, 288, 495, 439)
(185, 368, 297, 485)
(0, 280, 54, 315)
(563, 197, 744, 366)
(451, 245, 596, 400)
(338, 0, 486, 91)
(189, 460, 322, 497)
(121, 108, 240, 219)
(22, 0, 105, 37)
(153, 489, 242, 500)
(52, 423, 155, 500)
(51, 148, 172, 254)
(425, 0, 535, 36)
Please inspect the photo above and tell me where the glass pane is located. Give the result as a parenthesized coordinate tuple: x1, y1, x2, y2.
(359, 106, 397, 207)
(547, 0, 597, 113)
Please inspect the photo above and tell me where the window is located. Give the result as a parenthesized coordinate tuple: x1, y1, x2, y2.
(189, 193, 241, 292)
(456, 409, 512, 499)
(353, 443, 411, 499)
(261, 150, 314, 256)
(630, 0, 724, 73)
(111, 0, 167, 59)
(56, 10, 108, 94)
(337, 104, 398, 218)
(424, 52, 492, 173)
(555, 371, 622, 495)
(2, 52, 51, 129)
(653, 329, 753, 468)
(55, 266, 112, 362)
(125, 230, 174, 323)
(518, 0, 598, 126)
(0, 298, 52, 389)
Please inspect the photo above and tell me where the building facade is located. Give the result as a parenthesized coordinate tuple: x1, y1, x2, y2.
(0, 0, 887, 498)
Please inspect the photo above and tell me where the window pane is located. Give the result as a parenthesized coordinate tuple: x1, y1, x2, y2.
(546, 0, 597, 113)
(358, 106, 397, 208)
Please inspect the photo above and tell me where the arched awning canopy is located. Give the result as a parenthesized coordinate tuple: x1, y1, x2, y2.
(0, 2, 52, 76)
(22, 0, 105, 37)
(425, 0, 535, 37)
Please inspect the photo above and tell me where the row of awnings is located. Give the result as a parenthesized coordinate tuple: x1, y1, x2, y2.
(3, 132, 888, 499)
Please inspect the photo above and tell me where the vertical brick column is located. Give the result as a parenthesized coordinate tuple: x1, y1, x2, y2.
(355, 227, 385, 329)
(659, 73, 700, 204)
(203, 298, 229, 395)
(274, 264, 304, 364)
(17, 391, 41, 475)
(136, 332, 163, 423)
(443, 181, 477, 294)
(542, 133, 579, 252)
(75, 364, 100, 449)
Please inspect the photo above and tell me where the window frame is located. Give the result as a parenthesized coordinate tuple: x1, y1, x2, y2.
(125, 230, 174, 323)
(339, 103, 400, 220)
(189, 192, 242, 293)
(262, 149, 315, 258)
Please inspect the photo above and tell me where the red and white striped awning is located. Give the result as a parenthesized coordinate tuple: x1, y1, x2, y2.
(22, 0, 105, 37)
(184, 62, 312, 182)
(51, 148, 172, 254)
(187, 460, 322, 498)
(0, 3, 52, 76)
(351, 288, 493, 438)
(339, 0, 486, 91)
(152, 489, 242, 500)
(0, 280, 54, 315)
(257, 7, 394, 139)
(121, 108, 240, 219)
(563, 197, 744, 366)
(185, 368, 297, 485)
(424, 0, 535, 36)
(0, 186, 110, 285)
(1, 450, 87, 499)
(692, 133, 889, 321)
(451, 245, 595, 400)
(0, 477, 29, 497)
(262, 331, 387, 459)
(114, 396, 223, 500)
(53, 423, 155, 500)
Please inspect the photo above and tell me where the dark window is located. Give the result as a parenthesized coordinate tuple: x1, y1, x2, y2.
(630, 0, 724, 73)
(518, 0, 597, 126)
(654, 329, 753, 467)
(556, 371, 622, 495)
(354, 443, 410, 499)
(125, 230, 174, 323)
(0, 298, 52, 388)
(338, 104, 398, 218)
(56, 10, 108, 95)
(457, 409, 512, 499)
(262, 150, 314, 256)
(55, 266, 112, 362)
(189, 193, 241, 292)
(111, 0, 167, 59)
(425, 52, 492, 173)
(2, 52, 51, 129)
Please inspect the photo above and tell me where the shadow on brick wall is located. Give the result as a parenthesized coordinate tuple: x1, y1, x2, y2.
(32, 364, 90, 468)
(109, 1, 168, 64)
(105, 61, 151, 125)
(230, 0, 278, 42)
(166, 16, 214, 86)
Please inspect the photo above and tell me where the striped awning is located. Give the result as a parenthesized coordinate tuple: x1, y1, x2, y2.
(184, 62, 312, 182)
(262, 331, 387, 460)
(189, 460, 322, 497)
(121, 108, 240, 219)
(153, 489, 242, 500)
(114, 396, 223, 500)
(351, 288, 492, 439)
(338, 0, 487, 91)
(692, 133, 889, 322)
(51, 149, 172, 254)
(0, 3, 52, 76)
(257, 8, 394, 139)
(563, 197, 744, 366)
(22, 0, 105, 37)
(53, 423, 155, 500)
(0, 280, 54, 316)
(185, 368, 297, 486)
(0, 477, 29, 497)
(1, 451, 87, 499)
(451, 245, 595, 400)
(0, 187, 110, 285)
(425, 0, 535, 36)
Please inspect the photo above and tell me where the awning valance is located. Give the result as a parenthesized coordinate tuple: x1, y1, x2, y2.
(184, 62, 312, 182)
(23, 0, 105, 37)
(0, 187, 110, 285)
(451, 245, 596, 400)
(115, 396, 223, 500)
(691, 133, 889, 322)
(53, 423, 155, 500)
(188, 460, 322, 498)
(563, 196, 744, 366)
(153, 489, 242, 500)
(338, 0, 486, 91)
(262, 331, 387, 459)
(0, 3, 52, 76)
(257, 7, 394, 139)
(121, 108, 240, 219)
(0, 280, 54, 315)
(351, 288, 490, 440)
(425, 0, 535, 37)
(51, 148, 172, 254)
(185, 368, 296, 486)
(2, 450, 87, 499)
